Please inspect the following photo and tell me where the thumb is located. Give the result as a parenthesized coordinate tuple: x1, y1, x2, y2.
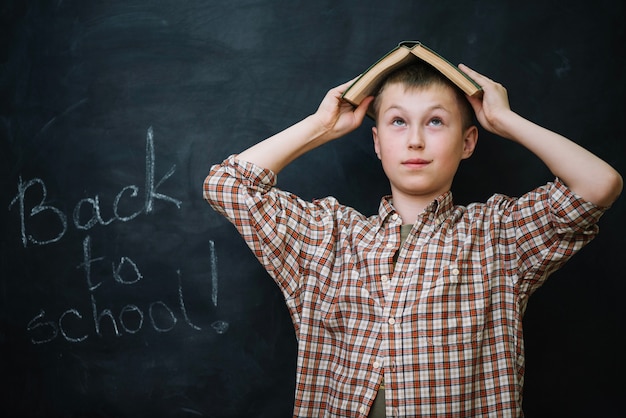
(353, 96, 374, 120)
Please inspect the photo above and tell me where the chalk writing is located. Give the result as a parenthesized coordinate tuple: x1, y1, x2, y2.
(8, 177, 68, 247)
(8, 127, 182, 248)
(9, 127, 228, 343)
(145, 126, 181, 213)
(210, 240, 218, 307)
(26, 235, 209, 344)
(208, 240, 229, 334)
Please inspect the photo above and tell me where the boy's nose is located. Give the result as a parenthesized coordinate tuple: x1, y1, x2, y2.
(408, 127, 425, 149)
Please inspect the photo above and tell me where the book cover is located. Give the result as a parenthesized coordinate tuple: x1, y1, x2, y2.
(342, 41, 482, 113)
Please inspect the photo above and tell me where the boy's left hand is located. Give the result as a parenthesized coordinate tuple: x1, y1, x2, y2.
(459, 64, 622, 207)
(459, 64, 514, 138)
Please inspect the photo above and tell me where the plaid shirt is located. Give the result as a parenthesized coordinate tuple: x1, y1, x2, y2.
(204, 155, 605, 417)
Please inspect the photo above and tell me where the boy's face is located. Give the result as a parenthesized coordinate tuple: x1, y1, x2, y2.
(372, 82, 477, 204)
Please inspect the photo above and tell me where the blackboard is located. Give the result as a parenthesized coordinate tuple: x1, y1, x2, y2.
(1, 1, 624, 416)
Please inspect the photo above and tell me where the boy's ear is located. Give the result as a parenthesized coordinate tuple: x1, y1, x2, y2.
(372, 126, 381, 160)
(461, 125, 478, 159)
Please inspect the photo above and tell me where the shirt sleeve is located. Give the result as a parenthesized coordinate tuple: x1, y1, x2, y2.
(491, 178, 607, 296)
(203, 155, 353, 300)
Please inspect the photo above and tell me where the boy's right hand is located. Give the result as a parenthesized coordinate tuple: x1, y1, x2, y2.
(311, 80, 374, 142)
(235, 79, 373, 175)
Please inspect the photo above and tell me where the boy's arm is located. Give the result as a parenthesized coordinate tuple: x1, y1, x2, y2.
(460, 64, 623, 208)
(236, 80, 373, 174)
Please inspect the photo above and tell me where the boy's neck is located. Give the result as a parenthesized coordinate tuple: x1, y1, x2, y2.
(391, 191, 448, 224)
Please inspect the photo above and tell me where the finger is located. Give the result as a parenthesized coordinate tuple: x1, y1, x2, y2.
(353, 96, 374, 119)
(459, 64, 492, 84)
(458, 63, 479, 76)
(464, 92, 483, 110)
(335, 76, 361, 93)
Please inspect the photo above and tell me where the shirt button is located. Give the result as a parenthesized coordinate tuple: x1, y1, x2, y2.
(381, 275, 389, 283)
(451, 267, 460, 276)
(373, 361, 381, 369)
(391, 214, 398, 221)
(385, 243, 394, 249)
(360, 405, 367, 415)
(388, 318, 396, 325)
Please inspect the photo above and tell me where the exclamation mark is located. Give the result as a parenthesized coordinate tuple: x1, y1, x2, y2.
(210, 240, 218, 307)
(209, 240, 229, 334)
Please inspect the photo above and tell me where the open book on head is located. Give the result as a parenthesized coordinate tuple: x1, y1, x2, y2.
(342, 41, 482, 117)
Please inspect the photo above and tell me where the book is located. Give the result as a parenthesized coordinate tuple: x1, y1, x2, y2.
(342, 41, 482, 115)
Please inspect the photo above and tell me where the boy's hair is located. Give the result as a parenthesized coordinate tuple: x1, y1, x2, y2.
(370, 61, 475, 129)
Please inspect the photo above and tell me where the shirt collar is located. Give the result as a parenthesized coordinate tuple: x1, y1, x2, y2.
(378, 196, 396, 222)
(428, 191, 455, 227)
(378, 191, 455, 227)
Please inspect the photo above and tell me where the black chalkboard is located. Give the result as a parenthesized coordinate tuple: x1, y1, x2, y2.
(1, 1, 624, 417)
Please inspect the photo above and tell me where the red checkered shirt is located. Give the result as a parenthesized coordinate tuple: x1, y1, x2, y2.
(203, 155, 605, 417)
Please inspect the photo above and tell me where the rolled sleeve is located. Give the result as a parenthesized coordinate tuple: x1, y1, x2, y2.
(511, 179, 606, 295)
(549, 178, 606, 235)
(203, 155, 347, 302)
(203, 155, 276, 213)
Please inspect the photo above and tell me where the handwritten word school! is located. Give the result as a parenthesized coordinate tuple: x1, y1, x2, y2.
(8, 127, 228, 344)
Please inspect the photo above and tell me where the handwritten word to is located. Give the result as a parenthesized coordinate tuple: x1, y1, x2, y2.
(27, 236, 227, 344)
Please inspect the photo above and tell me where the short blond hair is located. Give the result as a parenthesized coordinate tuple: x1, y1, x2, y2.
(370, 61, 474, 128)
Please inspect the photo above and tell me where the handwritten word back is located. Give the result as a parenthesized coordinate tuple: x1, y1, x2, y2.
(9, 127, 181, 248)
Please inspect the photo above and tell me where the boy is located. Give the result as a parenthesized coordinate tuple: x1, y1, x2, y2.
(203, 58, 622, 417)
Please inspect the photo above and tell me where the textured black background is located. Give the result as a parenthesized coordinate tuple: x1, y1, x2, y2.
(1, 1, 624, 416)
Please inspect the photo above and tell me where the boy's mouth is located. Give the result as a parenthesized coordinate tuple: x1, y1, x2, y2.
(402, 158, 431, 167)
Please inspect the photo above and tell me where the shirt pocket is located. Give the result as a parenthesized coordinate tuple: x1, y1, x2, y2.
(412, 261, 487, 346)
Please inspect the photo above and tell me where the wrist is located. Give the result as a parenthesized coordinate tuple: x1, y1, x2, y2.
(490, 110, 523, 140)
(304, 114, 337, 144)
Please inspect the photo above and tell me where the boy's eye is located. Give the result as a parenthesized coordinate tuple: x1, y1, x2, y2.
(391, 118, 406, 126)
(428, 117, 443, 126)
